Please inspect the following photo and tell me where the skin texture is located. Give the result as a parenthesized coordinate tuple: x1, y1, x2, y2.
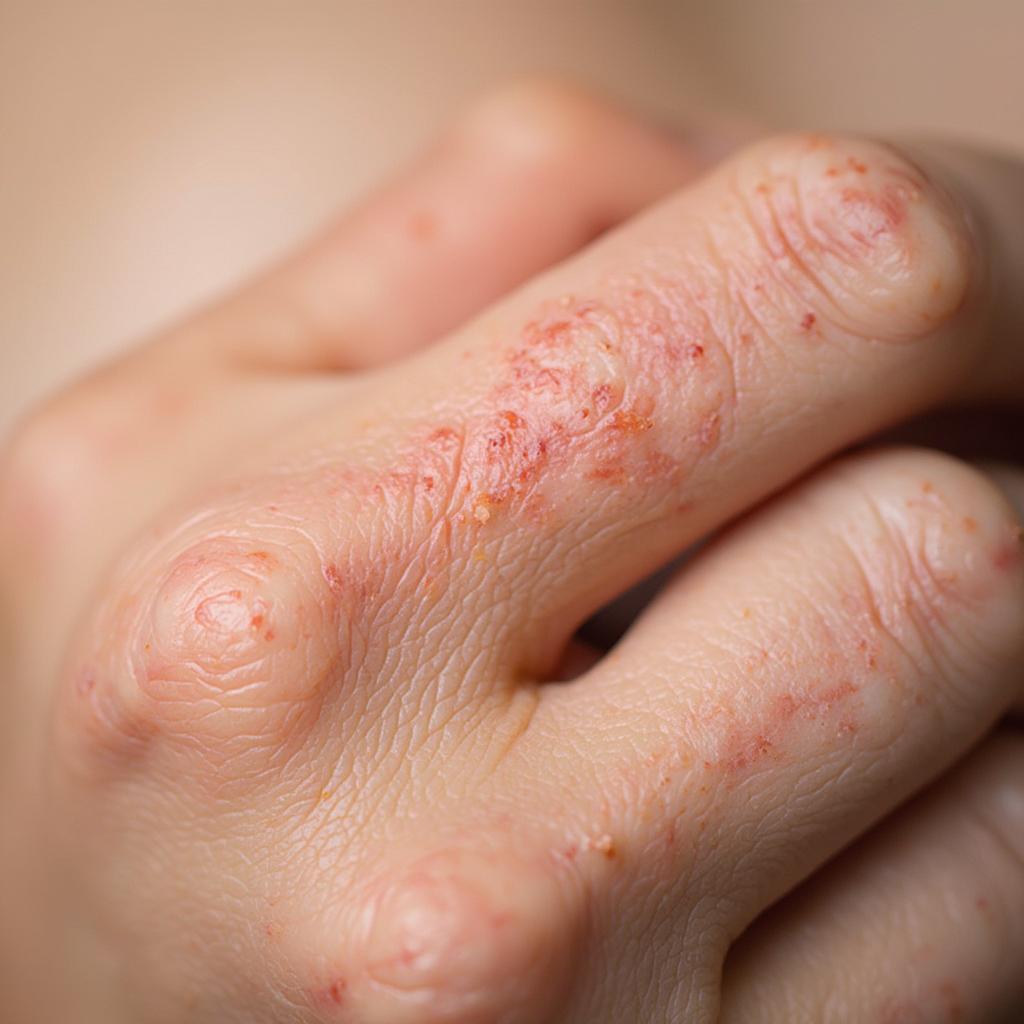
(1, 83, 1024, 1023)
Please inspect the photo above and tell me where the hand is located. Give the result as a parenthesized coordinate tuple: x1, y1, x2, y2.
(2, 82, 1023, 1023)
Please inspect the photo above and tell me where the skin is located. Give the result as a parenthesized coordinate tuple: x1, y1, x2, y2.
(1, 82, 1024, 1022)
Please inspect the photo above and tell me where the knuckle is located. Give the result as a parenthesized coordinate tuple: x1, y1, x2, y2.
(340, 846, 579, 1024)
(0, 394, 99, 550)
(834, 449, 1024, 692)
(460, 77, 605, 170)
(65, 518, 346, 762)
(130, 531, 339, 730)
(731, 133, 974, 343)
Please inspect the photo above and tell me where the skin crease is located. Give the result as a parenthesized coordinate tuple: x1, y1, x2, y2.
(3, 82, 1024, 1023)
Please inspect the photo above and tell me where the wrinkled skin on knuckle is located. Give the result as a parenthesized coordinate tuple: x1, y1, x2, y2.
(63, 509, 348, 762)
(135, 536, 335, 707)
(728, 133, 974, 344)
(307, 845, 581, 1024)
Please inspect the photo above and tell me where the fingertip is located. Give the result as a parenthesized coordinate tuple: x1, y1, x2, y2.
(732, 133, 977, 344)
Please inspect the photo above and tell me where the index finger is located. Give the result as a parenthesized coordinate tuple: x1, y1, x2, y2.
(334, 132, 1021, 679)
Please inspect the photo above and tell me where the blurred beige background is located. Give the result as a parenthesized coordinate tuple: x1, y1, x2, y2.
(2, 0, 1023, 431)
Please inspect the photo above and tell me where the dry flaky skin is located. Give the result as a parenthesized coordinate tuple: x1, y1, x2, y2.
(2, 91, 1024, 1024)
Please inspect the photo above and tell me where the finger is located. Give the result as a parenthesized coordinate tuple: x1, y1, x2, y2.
(0, 369, 340, 650)
(870, 431, 1024, 713)
(0, 82, 707, 603)
(719, 731, 1024, 1023)
(534, 449, 1024, 926)
(357, 131, 1024, 674)
(178, 79, 708, 372)
(0, 81, 711, 608)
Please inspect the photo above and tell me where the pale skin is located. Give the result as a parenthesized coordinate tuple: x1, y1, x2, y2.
(1, 83, 1024, 1023)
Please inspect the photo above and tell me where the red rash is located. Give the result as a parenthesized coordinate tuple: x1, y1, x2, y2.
(322, 564, 345, 594)
(310, 979, 348, 1010)
(610, 408, 654, 435)
(199, 289, 720, 612)
(373, 296, 696, 531)
(406, 210, 438, 242)
(825, 156, 869, 177)
(992, 526, 1024, 572)
(838, 182, 912, 241)
(762, 146, 925, 272)
(705, 680, 860, 779)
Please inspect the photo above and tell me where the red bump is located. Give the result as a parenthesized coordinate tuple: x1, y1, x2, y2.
(820, 680, 859, 705)
(586, 462, 625, 483)
(407, 210, 437, 241)
(609, 409, 654, 435)
(428, 426, 460, 445)
(591, 383, 616, 410)
(992, 526, 1024, 572)
(323, 564, 345, 594)
(839, 182, 911, 240)
(311, 978, 348, 1010)
(708, 680, 860, 781)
